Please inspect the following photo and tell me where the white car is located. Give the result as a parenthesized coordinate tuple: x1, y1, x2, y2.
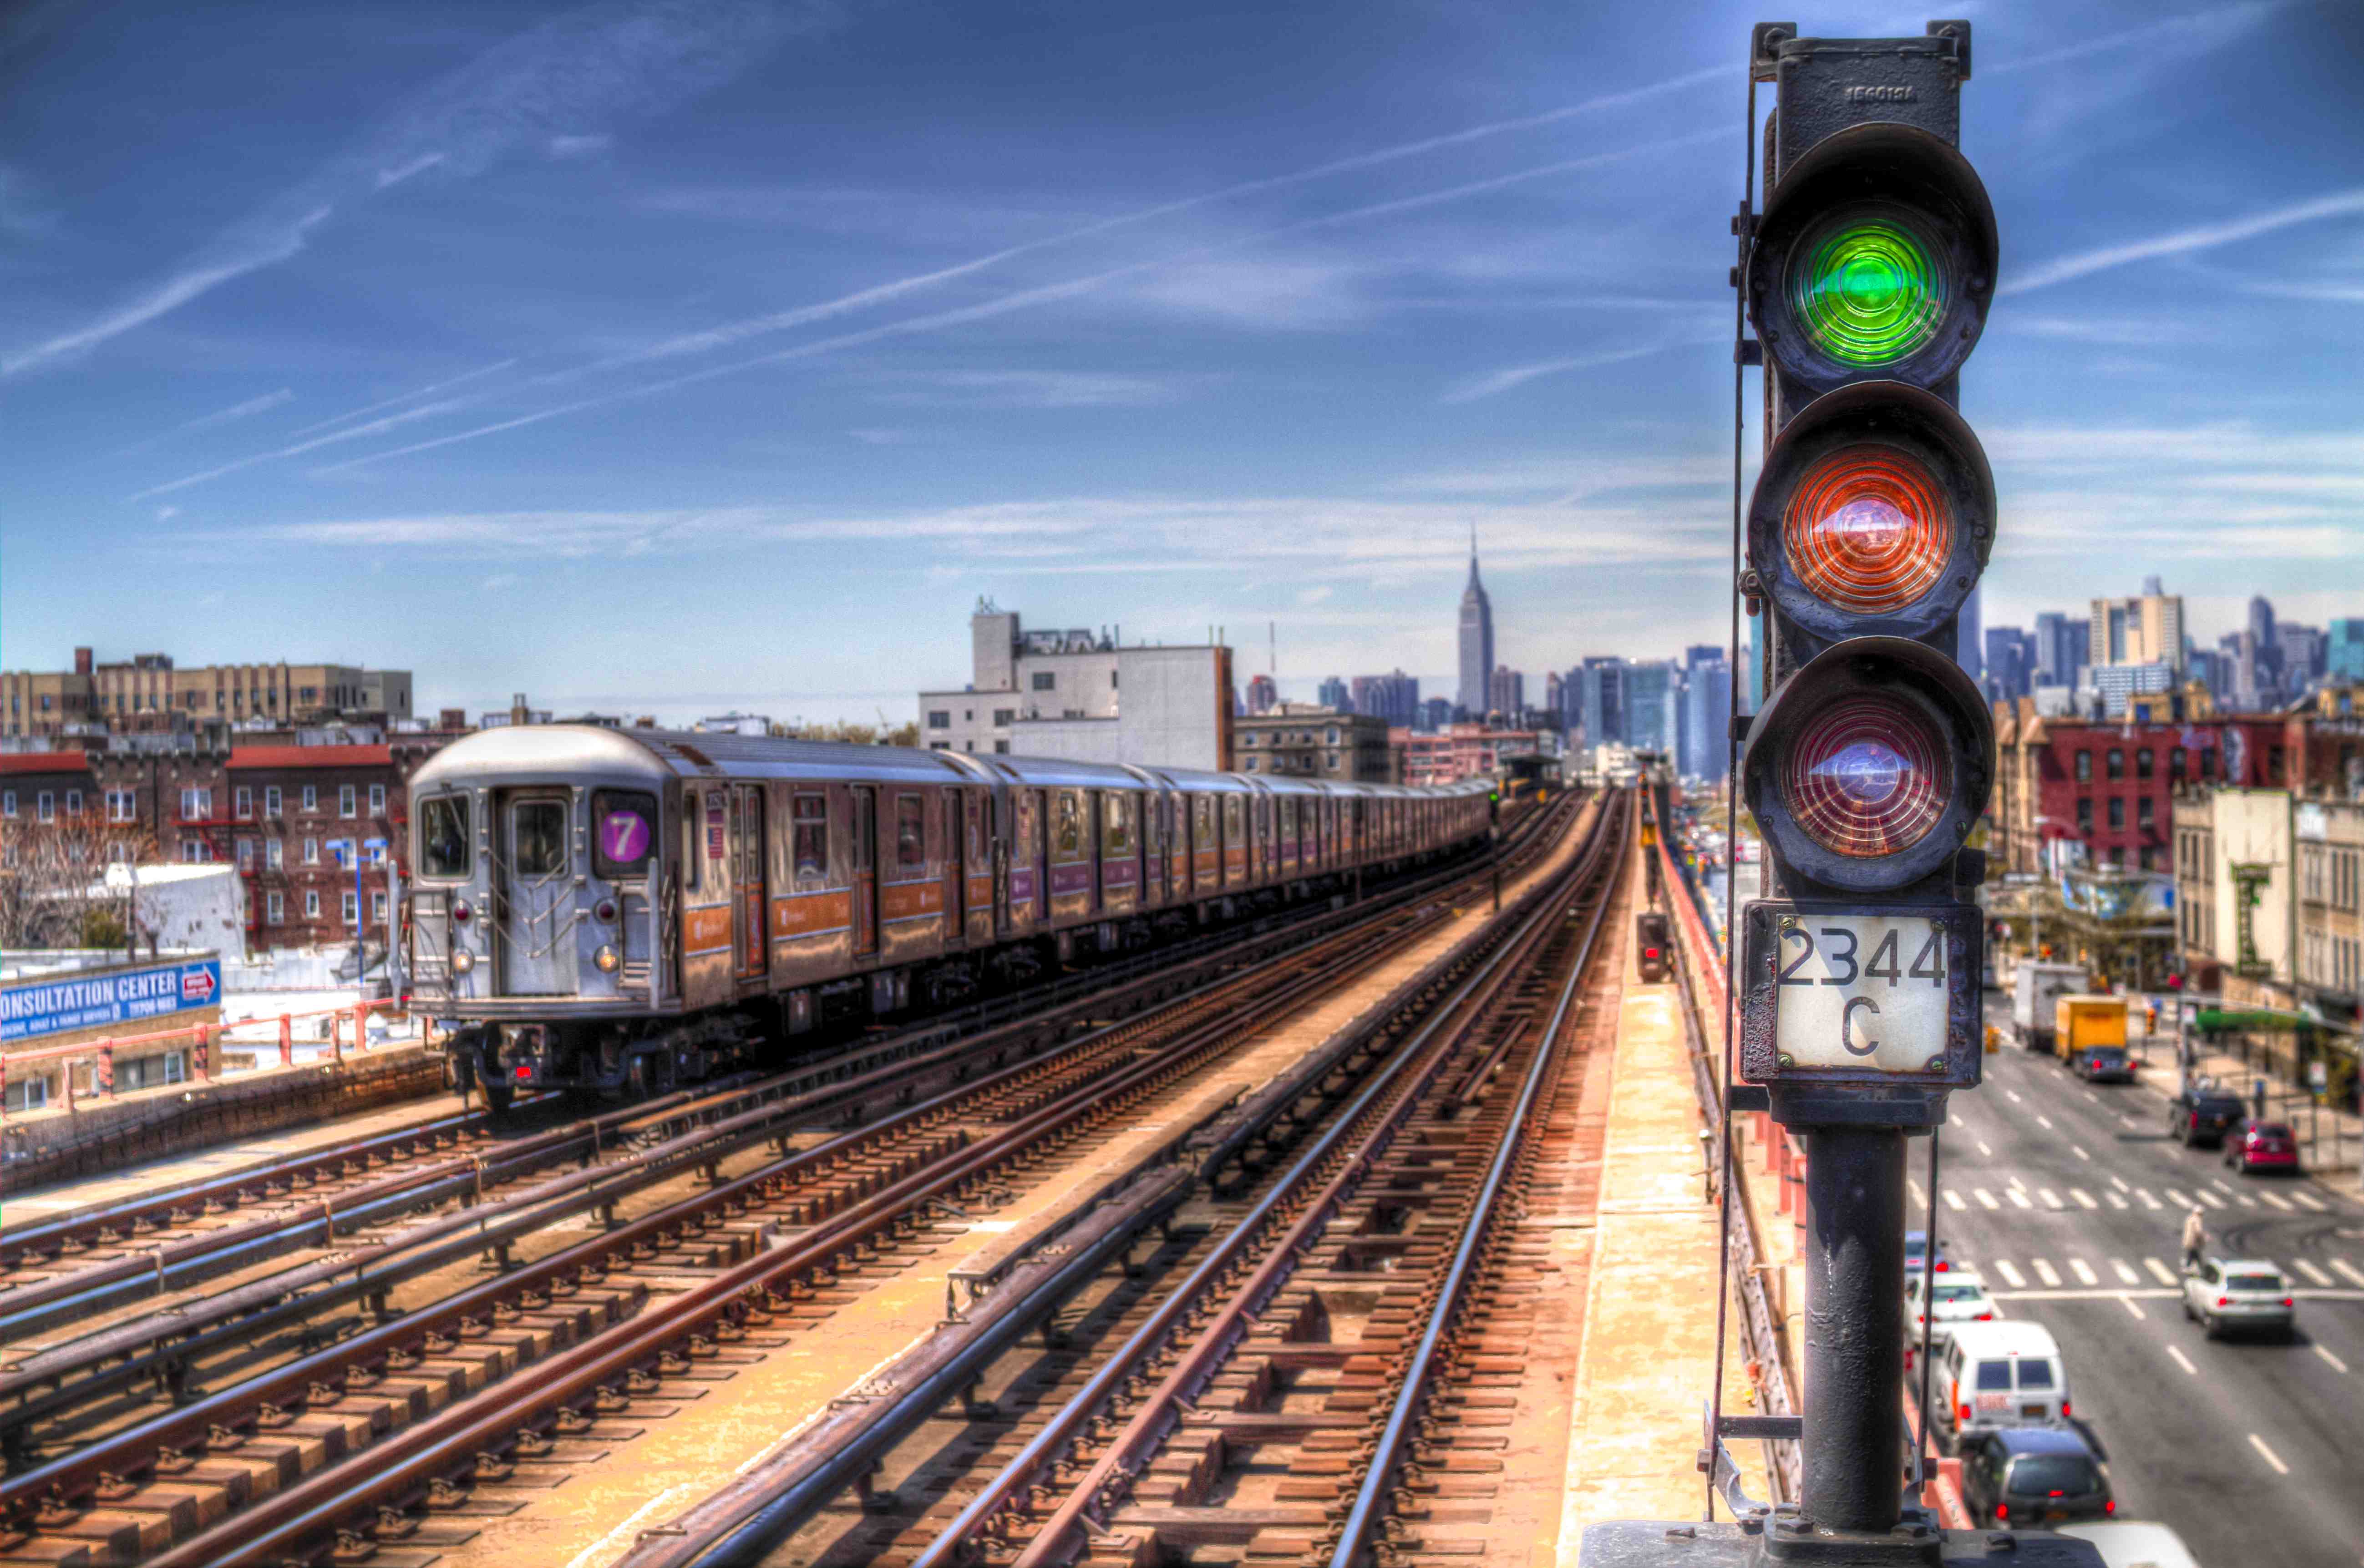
(1904, 1267, 1997, 1366)
(2181, 1256, 2295, 1339)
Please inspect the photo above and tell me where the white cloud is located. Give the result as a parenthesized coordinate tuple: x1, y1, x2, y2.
(2003, 187, 2364, 296)
(548, 134, 613, 158)
(875, 370, 1188, 409)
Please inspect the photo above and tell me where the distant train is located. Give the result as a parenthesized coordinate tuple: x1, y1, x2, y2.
(407, 727, 1499, 1106)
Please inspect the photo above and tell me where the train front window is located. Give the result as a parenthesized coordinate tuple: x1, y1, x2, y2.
(420, 795, 470, 879)
(510, 800, 568, 877)
(592, 791, 658, 879)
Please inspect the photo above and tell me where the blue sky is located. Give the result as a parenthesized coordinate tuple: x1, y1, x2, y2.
(5, 0, 2362, 723)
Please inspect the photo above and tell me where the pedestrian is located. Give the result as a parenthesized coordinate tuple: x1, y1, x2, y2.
(2181, 1205, 2207, 1271)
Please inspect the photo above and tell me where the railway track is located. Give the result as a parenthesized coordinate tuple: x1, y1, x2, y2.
(0, 797, 1584, 1567)
(578, 789, 1633, 1568)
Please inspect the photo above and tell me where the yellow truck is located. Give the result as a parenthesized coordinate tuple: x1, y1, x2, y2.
(2053, 995, 2134, 1082)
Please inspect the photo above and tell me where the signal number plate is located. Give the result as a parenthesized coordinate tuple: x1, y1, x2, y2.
(1772, 914, 1949, 1074)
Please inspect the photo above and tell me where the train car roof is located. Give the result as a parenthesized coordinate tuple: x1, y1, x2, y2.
(1248, 773, 1328, 796)
(955, 753, 1148, 790)
(1126, 763, 1254, 794)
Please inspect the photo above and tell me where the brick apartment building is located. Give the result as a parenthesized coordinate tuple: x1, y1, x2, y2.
(1392, 724, 1546, 787)
(0, 647, 412, 739)
(1229, 705, 1395, 781)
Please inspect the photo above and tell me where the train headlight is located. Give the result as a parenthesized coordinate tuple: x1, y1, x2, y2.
(594, 944, 621, 974)
(450, 949, 476, 975)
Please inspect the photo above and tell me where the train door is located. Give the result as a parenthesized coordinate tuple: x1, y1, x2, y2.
(850, 786, 879, 958)
(731, 784, 766, 982)
(496, 789, 575, 996)
(964, 790, 994, 943)
(991, 793, 1014, 935)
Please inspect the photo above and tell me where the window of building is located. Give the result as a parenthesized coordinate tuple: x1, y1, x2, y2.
(372, 890, 388, 924)
(265, 786, 283, 817)
(64, 789, 81, 816)
(1110, 670, 1120, 690)
(993, 741, 1009, 754)
(2107, 798, 2125, 829)
(2200, 748, 2217, 779)
(2137, 797, 2154, 829)
(993, 709, 1014, 726)
(1243, 757, 1258, 771)
(1031, 672, 1055, 692)
(304, 889, 321, 918)
(2138, 846, 2157, 871)
(36, 792, 54, 823)
(2170, 747, 2187, 780)
(369, 784, 386, 815)
(792, 794, 828, 880)
(1242, 733, 1257, 747)
(340, 890, 359, 926)
(340, 784, 357, 817)
(235, 787, 253, 819)
(2105, 748, 2124, 781)
(2076, 798, 2093, 833)
(302, 785, 318, 813)
(237, 837, 256, 870)
(178, 787, 208, 821)
(927, 711, 951, 730)
(0, 791, 12, 818)
(267, 837, 284, 870)
(180, 838, 205, 863)
(896, 794, 927, 868)
(303, 836, 320, 865)
(2074, 750, 2091, 783)
(2136, 748, 2154, 781)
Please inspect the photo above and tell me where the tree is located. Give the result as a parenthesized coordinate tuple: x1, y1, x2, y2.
(0, 812, 162, 949)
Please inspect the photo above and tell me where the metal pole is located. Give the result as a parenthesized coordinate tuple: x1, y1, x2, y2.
(1799, 1125, 1907, 1535)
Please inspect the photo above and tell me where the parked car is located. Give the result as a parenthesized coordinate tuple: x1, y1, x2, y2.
(1961, 1425, 2114, 1528)
(2166, 1085, 2247, 1148)
(2068, 1042, 2134, 1083)
(1904, 1229, 1953, 1275)
(2181, 1256, 2295, 1339)
(1904, 1267, 1996, 1366)
(1933, 1321, 2072, 1451)
(2222, 1120, 2300, 1174)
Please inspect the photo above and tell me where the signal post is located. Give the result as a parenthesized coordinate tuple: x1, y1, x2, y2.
(1581, 20, 2100, 1568)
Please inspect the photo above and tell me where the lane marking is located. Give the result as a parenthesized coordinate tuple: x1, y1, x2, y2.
(2110, 1258, 2140, 1284)
(2332, 1259, 2364, 1288)
(2105, 1192, 2128, 1210)
(2144, 1257, 2178, 1285)
(2234, 1195, 2257, 1208)
(2119, 1114, 2139, 1129)
(2006, 1090, 2023, 1104)
(2167, 1345, 2197, 1375)
(1909, 1178, 1926, 1207)
(2008, 1189, 2033, 1209)
(1978, 1140, 1994, 1157)
(2315, 1344, 2350, 1374)
(2247, 1433, 2290, 1476)
(2035, 1113, 2053, 1129)
(2039, 1189, 2063, 1209)
(1994, 1260, 2028, 1288)
(2293, 1259, 2335, 1287)
(1993, 1286, 2364, 1302)
(2135, 1188, 2161, 1209)
(1951, 1113, 1965, 1128)
(2293, 1191, 2327, 1212)
(1943, 1189, 1967, 1212)
(2070, 1258, 2099, 1285)
(2109, 1174, 2130, 1192)
(2261, 1192, 2293, 1212)
(1976, 1189, 2000, 1210)
(2120, 1294, 2146, 1320)
(2033, 1259, 2062, 1286)
(2210, 1178, 2237, 1195)
(2199, 1191, 2227, 1210)
(2071, 1144, 2091, 1161)
(2072, 1189, 2099, 1209)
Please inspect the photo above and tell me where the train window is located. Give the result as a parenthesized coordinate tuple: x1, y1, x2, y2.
(420, 796, 470, 879)
(1223, 794, 1242, 842)
(1104, 792, 1132, 854)
(682, 793, 700, 889)
(965, 793, 986, 862)
(792, 793, 828, 881)
(1195, 796, 1214, 847)
(896, 794, 926, 869)
(1055, 792, 1081, 856)
(511, 801, 568, 878)
(592, 791, 658, 879)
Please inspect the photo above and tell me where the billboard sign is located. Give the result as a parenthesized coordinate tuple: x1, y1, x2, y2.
(0, 956, 225, 1044)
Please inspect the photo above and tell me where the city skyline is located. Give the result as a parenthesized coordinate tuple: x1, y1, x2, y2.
(4, 5, 2362, 724)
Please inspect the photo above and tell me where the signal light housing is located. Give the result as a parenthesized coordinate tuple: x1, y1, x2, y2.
(1742, 637, 1990, 897)
(1748, 381, 1994, 655)
(1748, 122, 1998, 401)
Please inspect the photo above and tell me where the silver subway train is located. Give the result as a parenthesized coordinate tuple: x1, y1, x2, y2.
(407, 726, 1497, 1106)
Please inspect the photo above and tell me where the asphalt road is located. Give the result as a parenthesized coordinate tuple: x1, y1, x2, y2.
(1928, 1010, 2364, 1568)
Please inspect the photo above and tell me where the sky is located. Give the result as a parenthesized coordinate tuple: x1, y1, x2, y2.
(5, 0, 2364, 723)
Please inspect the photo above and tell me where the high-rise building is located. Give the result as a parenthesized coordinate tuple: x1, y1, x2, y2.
(2090, 582, 2186, 674)
(1246, 673, 1278, 714)
(2032, 612, 2089, 688)
(1456, 527, 1494, 718)
(1983, 626, 2037, 702)
(1679, 649, 1732, 781)
(1418, 696, 1453, 732)
(2329, 619, 2364, 684)
(1575, 657, 1625, 750)
(1623, 660, 1676, 754)
(1316, 675, 1349, 711)
(1542, 671, 1564, 727)
(1486, 665, 1523, 721)
(1350, 671, 1420, 729)
(2278, 624, 2326, 691)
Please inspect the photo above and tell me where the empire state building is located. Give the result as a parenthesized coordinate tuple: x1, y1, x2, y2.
(1457, 527, 1493, 717)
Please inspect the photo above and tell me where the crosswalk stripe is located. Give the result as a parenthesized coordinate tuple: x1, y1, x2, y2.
(2071, 1189, 2098, 1209)
(2333, 1259, 2364, 1288)
(2261, 1192, 2292, 1211)
(2033, 1259, 2062, 1286)
(2035, 1114, 2053, 1129)
(2109, 1174, 2130, 1192)
(2070, 1258, 2098, 1285)
(2198, 1190, 2227, 1209)
(2105, 1192, 2128, 1210)
(2039, 1189, 2063, 1209)
(2144, 1257, 2178, 1285)
(2233, 1195, 2257, 1208)
(1994, 1260, 2027, 1287)
(1943, 1189, 1967, 1212)
(2293, 1191, 2327, 1211)
(2164, 1187, 2191, 1207)
(2008, 1190, 2033, 1209)
(1976, 1189, 2000, 1210)
(2111, 1259, 2140, 1284)
(2294, 1260, 2335, 1287)
(2135, 1188, 2160, 1209)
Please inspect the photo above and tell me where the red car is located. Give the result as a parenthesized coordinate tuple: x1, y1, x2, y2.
(2224, 1121, 2300, 1174)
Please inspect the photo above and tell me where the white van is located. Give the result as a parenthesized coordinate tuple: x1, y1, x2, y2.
(1935, 1321, 2071, 1447)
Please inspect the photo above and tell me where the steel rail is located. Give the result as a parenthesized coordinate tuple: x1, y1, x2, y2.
(1327, 798, 1628, 1568)
(903, 793, 1623, 1568)
(620, 798, 1614, 1568)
